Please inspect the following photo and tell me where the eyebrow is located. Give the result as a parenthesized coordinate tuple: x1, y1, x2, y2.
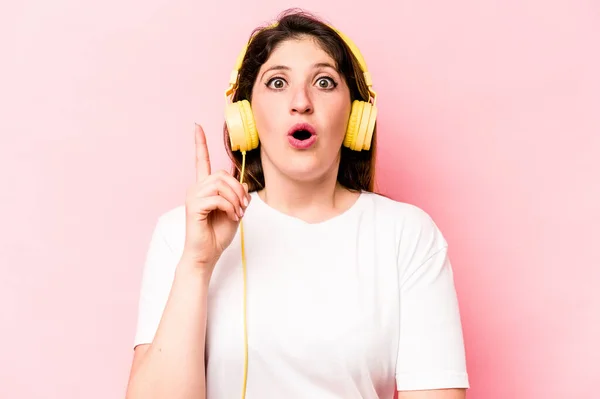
(259, 62, 338, 80)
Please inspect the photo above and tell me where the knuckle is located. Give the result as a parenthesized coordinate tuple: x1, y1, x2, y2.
(214, 179, 227, 193)
(202, 179, 219, 193)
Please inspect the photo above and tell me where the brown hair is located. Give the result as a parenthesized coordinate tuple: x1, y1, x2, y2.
(223, 8, 379, 193)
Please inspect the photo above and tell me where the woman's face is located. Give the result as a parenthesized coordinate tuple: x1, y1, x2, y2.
(250, 35, 352, 183)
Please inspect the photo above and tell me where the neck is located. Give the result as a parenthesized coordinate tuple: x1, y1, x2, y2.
(257, 155, 356, 224)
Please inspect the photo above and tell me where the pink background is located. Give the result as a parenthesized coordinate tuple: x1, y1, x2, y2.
(2, 0, 599, 398)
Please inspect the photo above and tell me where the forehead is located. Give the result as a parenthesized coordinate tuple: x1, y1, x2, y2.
(262, 36, 337, 69)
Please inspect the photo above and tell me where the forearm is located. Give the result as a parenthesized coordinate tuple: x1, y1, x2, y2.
(126, 257, 213, 399)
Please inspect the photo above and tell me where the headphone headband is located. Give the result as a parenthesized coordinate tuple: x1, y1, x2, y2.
(225, 21, 376, 104)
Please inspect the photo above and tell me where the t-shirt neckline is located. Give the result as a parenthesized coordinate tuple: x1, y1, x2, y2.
(249, 190, 367, 228)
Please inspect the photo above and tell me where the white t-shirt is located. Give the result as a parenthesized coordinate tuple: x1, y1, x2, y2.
(133, 190, 470, 398)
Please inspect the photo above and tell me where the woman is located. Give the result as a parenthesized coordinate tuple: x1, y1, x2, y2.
(125, 8, 470, 399)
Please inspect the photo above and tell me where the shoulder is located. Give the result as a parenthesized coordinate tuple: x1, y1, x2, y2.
(360, 191, 429, 216)
(150, 204, 187, 256)
(156, 204, 186, 228)
(360, 191, 446, 241)
(359, 191, 449, 266)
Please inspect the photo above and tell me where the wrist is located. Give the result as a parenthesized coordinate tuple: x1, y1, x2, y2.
(176, 254, 215, 284)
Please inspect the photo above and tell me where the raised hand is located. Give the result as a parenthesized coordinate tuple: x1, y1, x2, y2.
(181, 123, 250, 273)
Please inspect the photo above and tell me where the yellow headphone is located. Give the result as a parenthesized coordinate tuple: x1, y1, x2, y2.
(223, 21, 377, 399)
(224, 22, 378, 156)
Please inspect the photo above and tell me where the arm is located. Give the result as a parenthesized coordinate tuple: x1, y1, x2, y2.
(124, 214, 214, 399)
(395, 209, 470, 396)
(125, 257, 212, 399)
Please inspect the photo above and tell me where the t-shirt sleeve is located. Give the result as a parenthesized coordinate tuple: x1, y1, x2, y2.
(132, 216, 179, 348)
(395, 209, 470, 391)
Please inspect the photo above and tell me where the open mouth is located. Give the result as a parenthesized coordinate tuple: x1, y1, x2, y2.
(292, 129, 313, 141)
(287, 123, 317, 149)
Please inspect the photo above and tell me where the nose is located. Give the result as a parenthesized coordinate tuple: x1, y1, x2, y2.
(289, 85, 313, 115)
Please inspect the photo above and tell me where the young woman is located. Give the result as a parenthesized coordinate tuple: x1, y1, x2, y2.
(125, 9, 470, 399)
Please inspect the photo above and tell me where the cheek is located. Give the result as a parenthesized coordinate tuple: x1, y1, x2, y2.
(328, 100, 352, 139)
(250, 98, 277, 141)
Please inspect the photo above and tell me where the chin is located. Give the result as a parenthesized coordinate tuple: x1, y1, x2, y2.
(284, 166, 324, 182)
(276, 157, 329, 183)
(261, 144, 339, 184)
(289, 156, 344, 184)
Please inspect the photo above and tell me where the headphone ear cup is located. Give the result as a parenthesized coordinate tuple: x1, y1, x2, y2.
(355, 101, 376, 151)
(343, 100, 363, 150)
(353, 102, 370, 151)
(363, 103, 377, 151)
(225, 100, 259, 152)
(239, 100, 259, 151)
(344, 100, 377, 151)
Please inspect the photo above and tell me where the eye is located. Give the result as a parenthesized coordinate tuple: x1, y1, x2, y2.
(316, 76, 337, 89)
(266, 77, 286, 89)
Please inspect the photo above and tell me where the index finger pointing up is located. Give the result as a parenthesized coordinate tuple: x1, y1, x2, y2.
(195, 123, 211, 181)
